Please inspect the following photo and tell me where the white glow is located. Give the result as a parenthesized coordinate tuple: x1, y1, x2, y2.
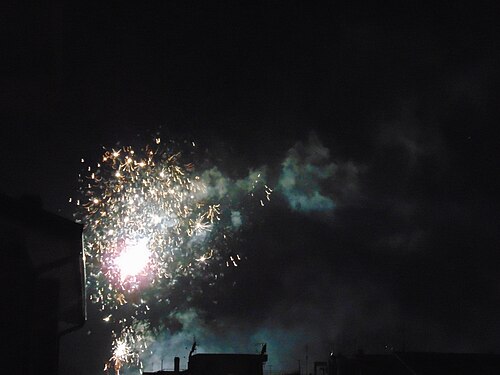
(116, 238, 150, 281)
(113, 339, 128, 360)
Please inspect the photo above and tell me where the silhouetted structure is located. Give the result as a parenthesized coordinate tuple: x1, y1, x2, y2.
(0, 194, 85, 374)
(144, 353, 268, 375)
(325, 351, 500, 375)
(189, 353, 268, 375)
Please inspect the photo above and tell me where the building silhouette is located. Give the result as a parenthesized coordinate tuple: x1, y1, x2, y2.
(319, 351, 500, 375)
(144, 343, 268, 375)
(1, 194, 85, 374)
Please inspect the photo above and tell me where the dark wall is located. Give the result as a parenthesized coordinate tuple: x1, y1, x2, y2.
(0, 194, 84, 375)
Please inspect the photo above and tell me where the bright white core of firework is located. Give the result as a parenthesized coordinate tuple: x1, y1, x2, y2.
(116, 238, 150, 281)
(114, 340, 127, 359)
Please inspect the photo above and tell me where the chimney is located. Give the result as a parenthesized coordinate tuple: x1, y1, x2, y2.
(174, 357, 180, 373)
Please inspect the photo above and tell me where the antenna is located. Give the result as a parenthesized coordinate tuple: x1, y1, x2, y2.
(255, 342, 267, 354)
(189, 337, 197, 358)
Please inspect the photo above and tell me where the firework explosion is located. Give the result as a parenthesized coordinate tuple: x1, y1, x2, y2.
(105, 319, 151, 374)
(74, 138, 271, 373)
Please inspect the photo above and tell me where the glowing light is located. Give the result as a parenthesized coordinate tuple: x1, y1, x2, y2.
(115, 238, 150, 281)
(114, 340, 127, 360)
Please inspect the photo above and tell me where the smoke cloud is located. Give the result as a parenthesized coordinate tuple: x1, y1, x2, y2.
(277, 134, 336, 212)
(277, 133, 360, 212)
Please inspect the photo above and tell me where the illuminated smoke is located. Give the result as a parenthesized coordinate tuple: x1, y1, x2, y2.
(278, 134, 336, 212)
(278, 133, 360, 212)
(231, 210, 242, 228)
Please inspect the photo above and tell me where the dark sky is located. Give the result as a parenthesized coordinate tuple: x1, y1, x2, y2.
(3, 1, 500, 374)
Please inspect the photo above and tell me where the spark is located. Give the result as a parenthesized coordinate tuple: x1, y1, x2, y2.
(196, 249, 214, 263)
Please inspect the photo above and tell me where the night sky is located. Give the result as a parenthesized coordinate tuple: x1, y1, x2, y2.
(2, 1, 500, 374)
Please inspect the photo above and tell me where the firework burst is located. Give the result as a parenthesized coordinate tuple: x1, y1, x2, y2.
(80, 140, 225, 310)
(75, 138, 271, 373)
(106, 320, 151, 375)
